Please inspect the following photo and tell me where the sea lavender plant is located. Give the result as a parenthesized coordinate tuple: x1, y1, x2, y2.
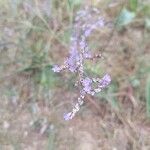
(52, 7, 111, 120)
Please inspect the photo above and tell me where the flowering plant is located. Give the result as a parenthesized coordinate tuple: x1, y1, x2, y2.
(52, 7, 111, 120)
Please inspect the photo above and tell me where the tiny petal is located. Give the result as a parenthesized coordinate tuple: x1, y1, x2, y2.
(90, 91, 95, 96)
(52, 65, 61, 72)
(75, 103, 80, 111)
(97, 19, 105, 27)
(103, 74, 111, 83)
(94, 88, 101, 93)
(98, 74, 111, 88)
(63, 112, 72, 121)
(83, 51, 92, 58)
(82, 77, 93, 93)
(78, 98, 84, 105)
(84, 29, 92, 37)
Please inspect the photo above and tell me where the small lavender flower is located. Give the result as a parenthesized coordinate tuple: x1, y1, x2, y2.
(52, 7, 111, 120)
(82, 77, 93, 93)
(98, 74, 111, 88)
(64, 112, 72, 121)
(65, 47, 79, 72)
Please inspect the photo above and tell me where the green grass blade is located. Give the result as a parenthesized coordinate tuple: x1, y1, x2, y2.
(47, 131, 55, 150)
(129, 0, 138, 12)
(146, 75, 150, 118)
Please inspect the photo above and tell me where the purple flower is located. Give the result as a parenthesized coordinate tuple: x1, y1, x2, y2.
(98, 74, 111, 88)
(63, 112, 72, 121)
(84, 29, 92, 37)
(66, 48, 79, 72)
(82, 77, 93, 93)
(79, 40, 86, 49)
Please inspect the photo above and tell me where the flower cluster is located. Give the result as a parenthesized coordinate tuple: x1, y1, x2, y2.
(64, 74, 111, 120)
(52, 7, 111, 120)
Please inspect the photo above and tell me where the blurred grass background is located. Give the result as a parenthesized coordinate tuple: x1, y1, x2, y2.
(0, 0, 150, 149)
